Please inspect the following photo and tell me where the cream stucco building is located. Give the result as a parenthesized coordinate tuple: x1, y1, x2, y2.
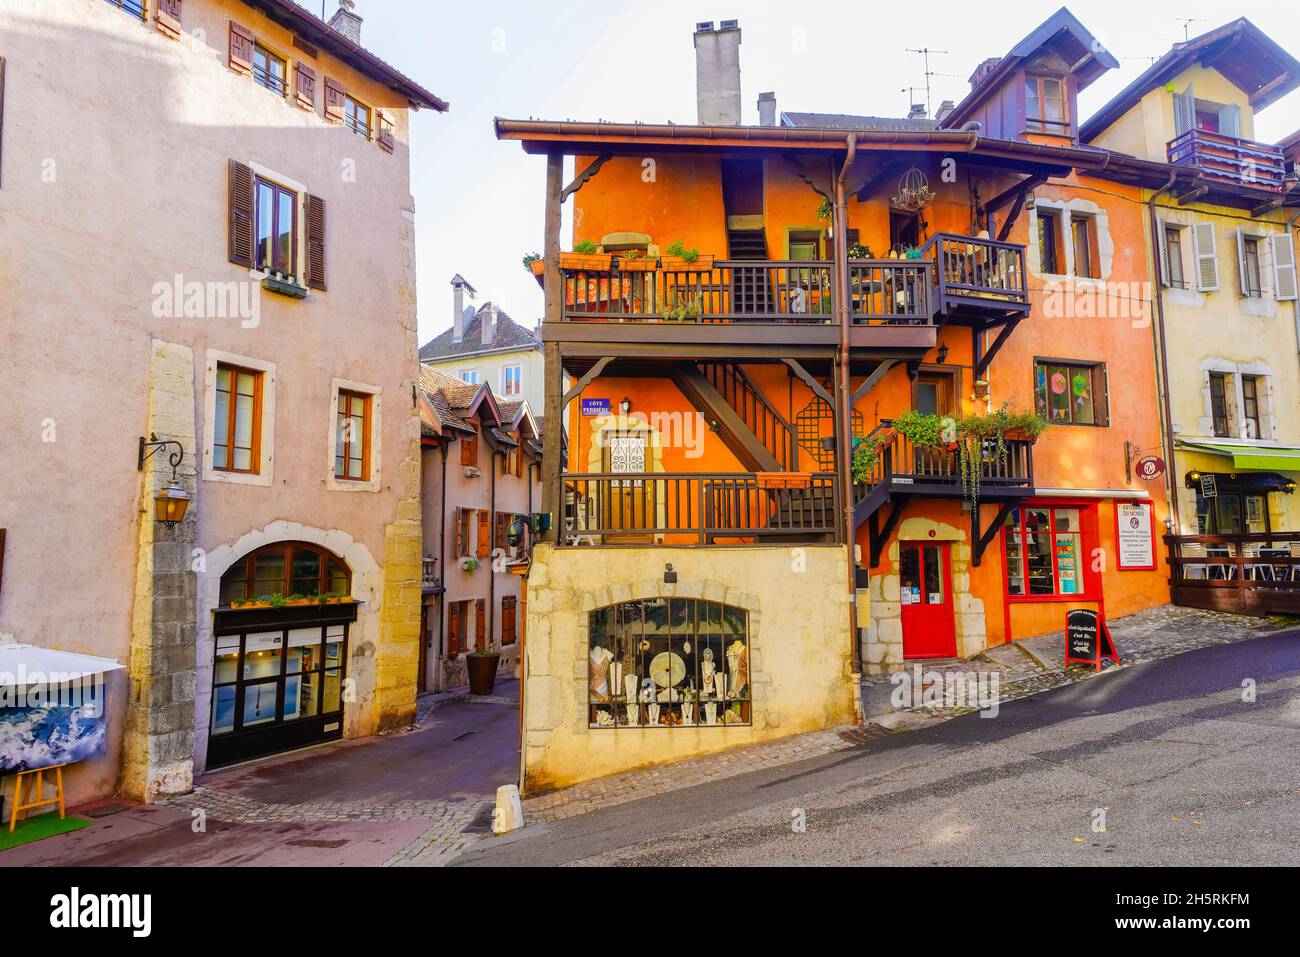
(1082, 19, 1300, 539)
(0, 0, 444, 803)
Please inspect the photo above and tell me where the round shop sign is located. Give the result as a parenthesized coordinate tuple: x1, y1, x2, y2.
(1135, 455, 1166, 481)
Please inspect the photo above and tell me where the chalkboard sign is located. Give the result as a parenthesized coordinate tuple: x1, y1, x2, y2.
(1064, 608, 1119, 671)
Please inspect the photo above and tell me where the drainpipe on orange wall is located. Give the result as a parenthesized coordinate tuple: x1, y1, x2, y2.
(1147, 172, 1182, 535)
(835, 134, 861, 684)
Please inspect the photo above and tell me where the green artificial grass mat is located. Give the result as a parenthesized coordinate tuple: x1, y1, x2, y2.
(0, 813, 92, 852)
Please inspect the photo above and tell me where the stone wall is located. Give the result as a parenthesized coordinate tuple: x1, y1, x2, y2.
(120, 340, 198, 802)
(522, 544, 856, 794)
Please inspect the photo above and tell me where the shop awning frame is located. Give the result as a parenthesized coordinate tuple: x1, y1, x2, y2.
(1178, 440, 1300, 473)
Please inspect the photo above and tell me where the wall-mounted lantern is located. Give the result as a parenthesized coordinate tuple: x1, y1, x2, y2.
(138, 435, 189, 528)
(619, 396, 633, 416)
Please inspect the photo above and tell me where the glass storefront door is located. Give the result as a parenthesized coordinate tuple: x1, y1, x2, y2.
(208, 612, 351, 768)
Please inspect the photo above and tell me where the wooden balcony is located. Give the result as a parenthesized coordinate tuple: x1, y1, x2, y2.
(854, 426, 1036, 526)
(1167, 130, 1287, 192)
(1166, 532, 1300, 615)
(919, 233, 1030, 325)
(558, 258, 932, 325)
(560, 471, 838, 546)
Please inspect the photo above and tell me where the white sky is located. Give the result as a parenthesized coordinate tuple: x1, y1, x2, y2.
(301, 1, 1300, 345)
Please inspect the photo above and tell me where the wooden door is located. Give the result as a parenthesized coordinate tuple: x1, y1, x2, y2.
(600, 430, 655, 543)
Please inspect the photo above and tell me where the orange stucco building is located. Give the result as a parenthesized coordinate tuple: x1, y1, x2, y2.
(500, 10, 1181, 790)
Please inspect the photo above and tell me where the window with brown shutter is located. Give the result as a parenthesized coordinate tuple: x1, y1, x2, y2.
(377, 112, 395, 153)
(454, 508, 471, 558)
(448, 600, 468, 655)
(474, 599, 486, 651)
(295, 63, 316, 111)
(323, 77, 345, 123)
(305, 194, 326, 291)
(229, 21, 254, 75)
(460, 430, 479, 468)
(228, 160, 256, 268)
(494, 512, 507, 551)
(156, 0, 182, 38)
(501, 596, 517, 646)
(476, 510, 490, 559)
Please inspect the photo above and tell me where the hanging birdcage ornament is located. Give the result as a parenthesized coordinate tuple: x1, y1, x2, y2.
(891, 166, 935, 211)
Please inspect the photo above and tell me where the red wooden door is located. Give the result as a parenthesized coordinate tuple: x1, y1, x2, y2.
(900, 542, 957, 659)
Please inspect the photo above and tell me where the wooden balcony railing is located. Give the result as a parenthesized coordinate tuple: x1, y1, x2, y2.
(560, 472, 838, 545)
(853, 425, 1035, 498)
(1167, 129, 1287, 192)
(1166, 532, 1300, 615)
(559, 258, 932, 324)
(920, 233, 1029, 316)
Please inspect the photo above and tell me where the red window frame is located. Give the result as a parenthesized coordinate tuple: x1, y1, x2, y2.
(1000, 500, 1100, 602)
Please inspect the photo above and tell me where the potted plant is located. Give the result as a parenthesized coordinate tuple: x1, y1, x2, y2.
(614, 249, 658, 272)
(523, 252, 543, 278)
(559, 240, 614, 272)
(466, 640, 500, 695)
(460, 557, 481, 573)
(847, 241, 876, 260)
(661, 292, 704, 322)
(661, 240, 713, 273)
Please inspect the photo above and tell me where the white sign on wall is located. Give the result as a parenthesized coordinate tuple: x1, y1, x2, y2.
(1115, 501, 1155, 570)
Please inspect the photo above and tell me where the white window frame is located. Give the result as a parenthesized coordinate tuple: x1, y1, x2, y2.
(326, 377, 383, 493)
(459, 369, 478, 385)
(501, 364, 523, 397)
(202, 349, 276, 487)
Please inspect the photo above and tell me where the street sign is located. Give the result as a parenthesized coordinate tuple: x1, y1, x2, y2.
(1134, 454, 1166, 481)
(1064, 608, 1120, 671)
(581, 398, 611, 416)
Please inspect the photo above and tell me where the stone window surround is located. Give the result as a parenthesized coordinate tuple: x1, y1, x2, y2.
(1159, 212, 1286, 313)
(1195, 359, 1276, 442)
(201, 349, 276, 486)
(1027, 197, 1114, 285)
(326, 377, 383, 493)
(192, 521, 382, 774)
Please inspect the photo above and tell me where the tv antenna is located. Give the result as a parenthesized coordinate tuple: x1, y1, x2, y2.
(1176, 18, 1205, 42)
(906, 48, 949, 117)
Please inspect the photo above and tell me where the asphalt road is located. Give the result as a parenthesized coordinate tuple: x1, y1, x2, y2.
(457, 630, 1300, 866)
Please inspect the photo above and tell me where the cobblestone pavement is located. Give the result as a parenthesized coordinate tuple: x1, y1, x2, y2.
(525, 605, 1297, 825)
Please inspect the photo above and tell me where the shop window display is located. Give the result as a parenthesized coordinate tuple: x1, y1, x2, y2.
(588, 599, 750, 728)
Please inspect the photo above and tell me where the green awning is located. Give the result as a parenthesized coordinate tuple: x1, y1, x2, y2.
(1178, 440, 1300, 472)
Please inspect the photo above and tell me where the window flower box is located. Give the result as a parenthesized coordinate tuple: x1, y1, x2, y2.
(756, 471, 813, 490)
(660, 253, 714, 273)
(261, 271, 308, 299)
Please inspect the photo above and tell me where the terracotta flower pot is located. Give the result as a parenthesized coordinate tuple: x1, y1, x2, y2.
(1002, 428, 1039, 442)
(558, 252, 613, 272)
(616, 256, 659, 272)
(660, 254, 715, 273)
(466, 653, 501, 696)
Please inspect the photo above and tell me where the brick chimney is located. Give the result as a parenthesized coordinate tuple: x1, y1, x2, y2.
(970, 57, 1001, 89)
(757, 91, 777, 127)
(908, 103, 927, 119)
(934, 100, 956, 123)
(481, 304, 496, 347)
(694, 20, 742, 125)
(328, 0, 363, 45)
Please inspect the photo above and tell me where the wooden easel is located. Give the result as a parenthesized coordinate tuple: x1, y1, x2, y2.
(7, 764, 66, 832)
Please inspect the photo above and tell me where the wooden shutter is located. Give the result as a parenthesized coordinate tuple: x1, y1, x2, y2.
(1094, 365, 1111, 428)
(494, 512, 507, 550)
(501, 596, 517, 645)
(1235, 228, 1250, 296)
(1192, 222, 1219, 291)
(448, 601, 462, 655)
(305, 194, 326, 291)
(476, 510, 490, 559)
(156, 0, 182, 38)
(1156, 220, 1171, 287)
(1217, 104, 1241, 140)
(474, 599, 486, 650)
(228, 160, 255, 267)
(461, 431, 478, 467)
(229, 21, 253, 75)
(1173, 86, 1195, 136)
(377, 112, 395, 153)
(454, 508, 468, 557)
(323, 77, 345, 123)
(295, 63, 316, 110)
(1272, 233, 1298, 301)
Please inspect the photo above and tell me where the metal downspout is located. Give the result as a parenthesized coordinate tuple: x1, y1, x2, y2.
(836, 134, 861, 682)
(1148, 172, 1181, 532)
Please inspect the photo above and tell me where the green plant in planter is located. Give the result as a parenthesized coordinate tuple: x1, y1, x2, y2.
(665, 240, 699, 263)
(522, 252, 541, 269)
(461, 557, 481, 573)
(851, 435, 886, 483)
(847, 241, 876, 259)
(816, 197, 833, 222)
(266, 593, 286, 608)
(661, 293, 704, 322)
(573, 239, 600, 254)
(890, 409, 947, 449)
(953, 403, 1049, 505)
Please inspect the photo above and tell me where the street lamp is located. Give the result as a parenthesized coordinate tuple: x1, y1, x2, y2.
(138, 435, 190, 528)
